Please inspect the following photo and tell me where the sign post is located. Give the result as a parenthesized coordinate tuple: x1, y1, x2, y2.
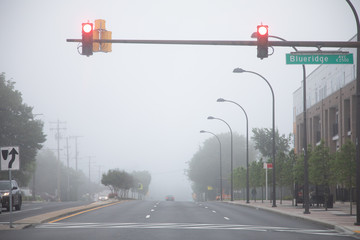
(263, 163, 273, 201)
(1, 146, 20, 228)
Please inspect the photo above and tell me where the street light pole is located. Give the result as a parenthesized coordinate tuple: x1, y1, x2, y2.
(233, 68, 277, 207)
(208, 116, 234, 201)
(251, 33, 310, 213)
(217, 98, 250, 203)
(346, 0, 360, 225)
(200, 130, 223, 201)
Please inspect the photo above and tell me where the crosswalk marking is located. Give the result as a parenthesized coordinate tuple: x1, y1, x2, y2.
(36, 222, 346, 236)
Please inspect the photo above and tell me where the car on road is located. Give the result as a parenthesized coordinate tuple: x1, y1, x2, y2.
(165, 195, 175, 201)
(98, 195, 109, 201)
(0, 180, 22, 211)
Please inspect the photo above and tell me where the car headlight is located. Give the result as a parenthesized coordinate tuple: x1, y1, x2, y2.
(2, 192, 10, 196)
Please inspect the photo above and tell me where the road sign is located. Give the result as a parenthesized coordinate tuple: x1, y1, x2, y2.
(286, 53, 353, 65)
(263, 163, 273, 169)
(1, 146, 20, 170)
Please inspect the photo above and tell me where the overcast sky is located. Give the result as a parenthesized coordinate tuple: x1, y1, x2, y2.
(0, 0, 359, 201)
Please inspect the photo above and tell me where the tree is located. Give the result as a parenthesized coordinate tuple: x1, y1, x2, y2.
(32, 149, 103, 201)
(251, 128, 293, 201)
(102, 169, 121, 195)
(132, 171, 151, 199)
(276, 151, 295, 203)
(334, 140, 356, 191)
(187, 132, 257, 201)
(333, 140, 356, 214)
(309, 140, 334, 210)
(117, 170, 134, 199)
(233, 166, 246, 190)
(249, 160, 264, 189)
(101, 169, 144, 199)
(0, 73, 46, 186)
(251, 128, 291, 159)
(249, 159, 265, 201)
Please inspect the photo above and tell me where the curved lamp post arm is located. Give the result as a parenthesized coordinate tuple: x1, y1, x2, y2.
(207, 116, 234, 201)
(232, 69, 277, 207)
(217, 98, 250, 203)
(200, 130, 223, 201)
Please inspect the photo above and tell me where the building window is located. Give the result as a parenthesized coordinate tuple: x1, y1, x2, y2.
(332, 110, 339, 137)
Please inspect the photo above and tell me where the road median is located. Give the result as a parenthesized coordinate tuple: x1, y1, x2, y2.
(0, 199, 124, 230)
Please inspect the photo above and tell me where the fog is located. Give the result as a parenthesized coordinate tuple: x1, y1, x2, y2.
(0, 0, 358, 201)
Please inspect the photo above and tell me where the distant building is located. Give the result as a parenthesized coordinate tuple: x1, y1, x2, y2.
(293, 35, 357, 154)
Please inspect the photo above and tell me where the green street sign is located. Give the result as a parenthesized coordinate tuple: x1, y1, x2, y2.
(286, 53, 353, 65)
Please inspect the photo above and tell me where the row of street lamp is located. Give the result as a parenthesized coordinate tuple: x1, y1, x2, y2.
(201, 67, 276, 207)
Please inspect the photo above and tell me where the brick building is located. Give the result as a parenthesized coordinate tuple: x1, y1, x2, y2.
(293, 35, 357, 154)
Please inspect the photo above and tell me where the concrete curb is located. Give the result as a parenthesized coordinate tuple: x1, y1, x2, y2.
(224, 201, 360, 238)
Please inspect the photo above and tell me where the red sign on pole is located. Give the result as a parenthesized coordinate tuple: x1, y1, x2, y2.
(263, 163, 273, 169)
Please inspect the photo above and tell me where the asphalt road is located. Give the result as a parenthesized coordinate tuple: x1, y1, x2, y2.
(0, 201, 93, 223)
(0, 200, 355, 240)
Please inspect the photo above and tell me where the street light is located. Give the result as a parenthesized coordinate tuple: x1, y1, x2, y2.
(217, 98, 250, 204)
(200, 130, 223, 201)
(207, 116, 234, 201)
(232, 68, 277, 207)
(251, 33, 310, 214)
(346, 0, 360, 225)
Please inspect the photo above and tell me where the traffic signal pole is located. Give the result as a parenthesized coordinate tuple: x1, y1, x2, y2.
(67, 38, 360, 48)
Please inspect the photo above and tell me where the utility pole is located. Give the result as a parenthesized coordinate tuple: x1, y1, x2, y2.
(69, 135, 82, 201)
(31, 113, 44, 201)
(98, 165, 103, 184)
(70, 136, 83, 171)
(87, 156, 95, 200)
(50, 119, 66, 202)
(87, 156, 96, 183)
(65, 137, 70, 201)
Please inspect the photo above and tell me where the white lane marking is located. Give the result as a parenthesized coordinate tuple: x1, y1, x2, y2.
(36, 222, 347, 236)
(151, 209, 155, 212)
(204, 206, 208, 209)
(224, 217, 230, 221)
(212, 210, 216, 213)
(145, 215, 150, 219)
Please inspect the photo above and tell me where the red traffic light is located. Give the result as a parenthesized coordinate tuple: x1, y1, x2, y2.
(257, 25, 268, 36)
(82, 23, 93, 33)
(256, 24, 268, 59)
(82, 23, 93, 56)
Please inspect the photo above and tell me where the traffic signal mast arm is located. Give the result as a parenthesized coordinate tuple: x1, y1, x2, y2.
(67, 38, 360, 48)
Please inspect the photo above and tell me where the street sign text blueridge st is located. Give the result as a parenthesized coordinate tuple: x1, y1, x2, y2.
(286, 53, 354, 65)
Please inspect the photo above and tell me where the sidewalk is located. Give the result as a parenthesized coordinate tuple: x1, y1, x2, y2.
(227, 199, 360, 237)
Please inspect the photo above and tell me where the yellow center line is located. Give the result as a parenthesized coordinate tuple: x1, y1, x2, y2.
(49, 202, 122, 223)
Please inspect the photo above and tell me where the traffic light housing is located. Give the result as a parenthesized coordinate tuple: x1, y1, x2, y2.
(82, 23, 93, 56)
(257, 25, 268, 59)
(93, 19, 112, 53)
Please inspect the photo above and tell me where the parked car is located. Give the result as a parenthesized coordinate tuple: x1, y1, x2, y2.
(165, 195, 175, 201)
(0, 180, 22, 211)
